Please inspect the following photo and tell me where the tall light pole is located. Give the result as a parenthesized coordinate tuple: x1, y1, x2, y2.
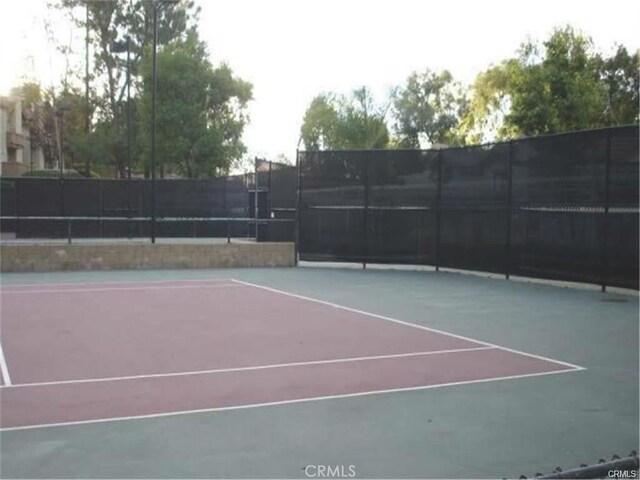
(151, 1, 158, 243)
(85, 1, 90, 177)
(150, 0, 178, 243)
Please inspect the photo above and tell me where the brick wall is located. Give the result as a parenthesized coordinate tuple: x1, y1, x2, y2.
(0, 242, 295, 272)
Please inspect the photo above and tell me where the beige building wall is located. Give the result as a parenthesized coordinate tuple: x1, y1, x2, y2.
(0, 91, 44, 176)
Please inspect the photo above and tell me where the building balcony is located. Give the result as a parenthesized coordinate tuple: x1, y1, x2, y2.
(7, 132, 24, 150)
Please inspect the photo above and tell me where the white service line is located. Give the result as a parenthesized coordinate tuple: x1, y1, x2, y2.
(0, 338, 12, 386)
(0, 283, 241, 295)
(1, 346, 495, 389)
(231, 279, 586, 371)
(0, 367, 583, 432)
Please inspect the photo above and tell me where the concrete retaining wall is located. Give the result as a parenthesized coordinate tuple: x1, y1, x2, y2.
(0, 242, 295, 272)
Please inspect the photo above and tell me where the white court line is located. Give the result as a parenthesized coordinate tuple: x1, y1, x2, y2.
(1, 346, 495, 389)
(231, 279, 586, 371)
(0, 278, 234, 290)
(0, 338, 12, 386)
(0, 367, 583, 432)
(0, 283, 241, 295)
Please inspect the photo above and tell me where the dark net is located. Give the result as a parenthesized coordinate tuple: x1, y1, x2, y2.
(438, 143, 510, 273)
(299, 151, 365, 262)
(298, 126, 639, 289)
(509, 128, 636, 287)
(0, 178, 16, 231)
(367, 150, 438, 264)
(606, 126, 639, 288)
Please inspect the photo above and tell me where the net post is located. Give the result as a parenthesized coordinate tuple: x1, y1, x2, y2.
(601, 129, 613, 292)
(505, 141, 515, 280)
(67, 218, 72, 244)
(435, 150, 443, 272)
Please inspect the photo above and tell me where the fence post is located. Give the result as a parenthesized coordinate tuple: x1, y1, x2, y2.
(15, 178, 20, 238)
(505, 141, 515, 280)
(294, 150, 301, 266)
(99, 179, 104, 238)
(60, 176, 65, 217)
(362, 153, 369, 270)
(224, 176, 230, 244)
(138, 179, 143, 237)
(601, 130, 612, 292)
(127, 175, 133, 239)
(268, 160, 272, 217)
(435, 150, 443, 272)
(254, 157, 259, 241)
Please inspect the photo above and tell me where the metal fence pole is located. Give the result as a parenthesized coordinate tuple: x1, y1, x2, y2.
(435, 150, 443, 272)
(138, 179, 143, 237)
(15, 178, 20, 238)
(505, 141, 515, 279)
(601, 130, 612, 292)
(99, 179, 104, 238)
(362, 154, 369, 270)
(254, 157, 259, 241)
(60, 176, 65, 217)
(268, 160, 272, 217)
(294, 150, 301, 266)
(226, 177, 231, 243)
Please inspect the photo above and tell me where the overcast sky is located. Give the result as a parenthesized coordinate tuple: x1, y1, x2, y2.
(1, 0, 639, 163)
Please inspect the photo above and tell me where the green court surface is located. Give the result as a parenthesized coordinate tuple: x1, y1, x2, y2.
(1, 266, 638, 479)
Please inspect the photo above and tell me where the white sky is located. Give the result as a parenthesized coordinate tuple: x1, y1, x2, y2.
(1, 0, 639, 163)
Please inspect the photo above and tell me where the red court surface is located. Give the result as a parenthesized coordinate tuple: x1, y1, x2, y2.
(0, 279, 583, 431)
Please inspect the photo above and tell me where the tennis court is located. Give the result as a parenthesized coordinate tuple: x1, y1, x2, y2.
(0, 267, 637, 478)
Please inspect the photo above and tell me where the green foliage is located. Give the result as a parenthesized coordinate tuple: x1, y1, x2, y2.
(300, 87, 389, 150)
(138, 32, 253, 178)
(392, 70, 466, 148)
(49, 0, 201, 176)
(460, 26, 639, 142)
(598, 45, 640, 125)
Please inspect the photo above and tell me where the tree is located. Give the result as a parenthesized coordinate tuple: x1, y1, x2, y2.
(459, 26, 638, 142)
(598, 45, 640, 125)
(49, 0, 201, 176)
(300, 87, 389, 150)
(391, 69, 466, 148)
(139, 32, 252, 178)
